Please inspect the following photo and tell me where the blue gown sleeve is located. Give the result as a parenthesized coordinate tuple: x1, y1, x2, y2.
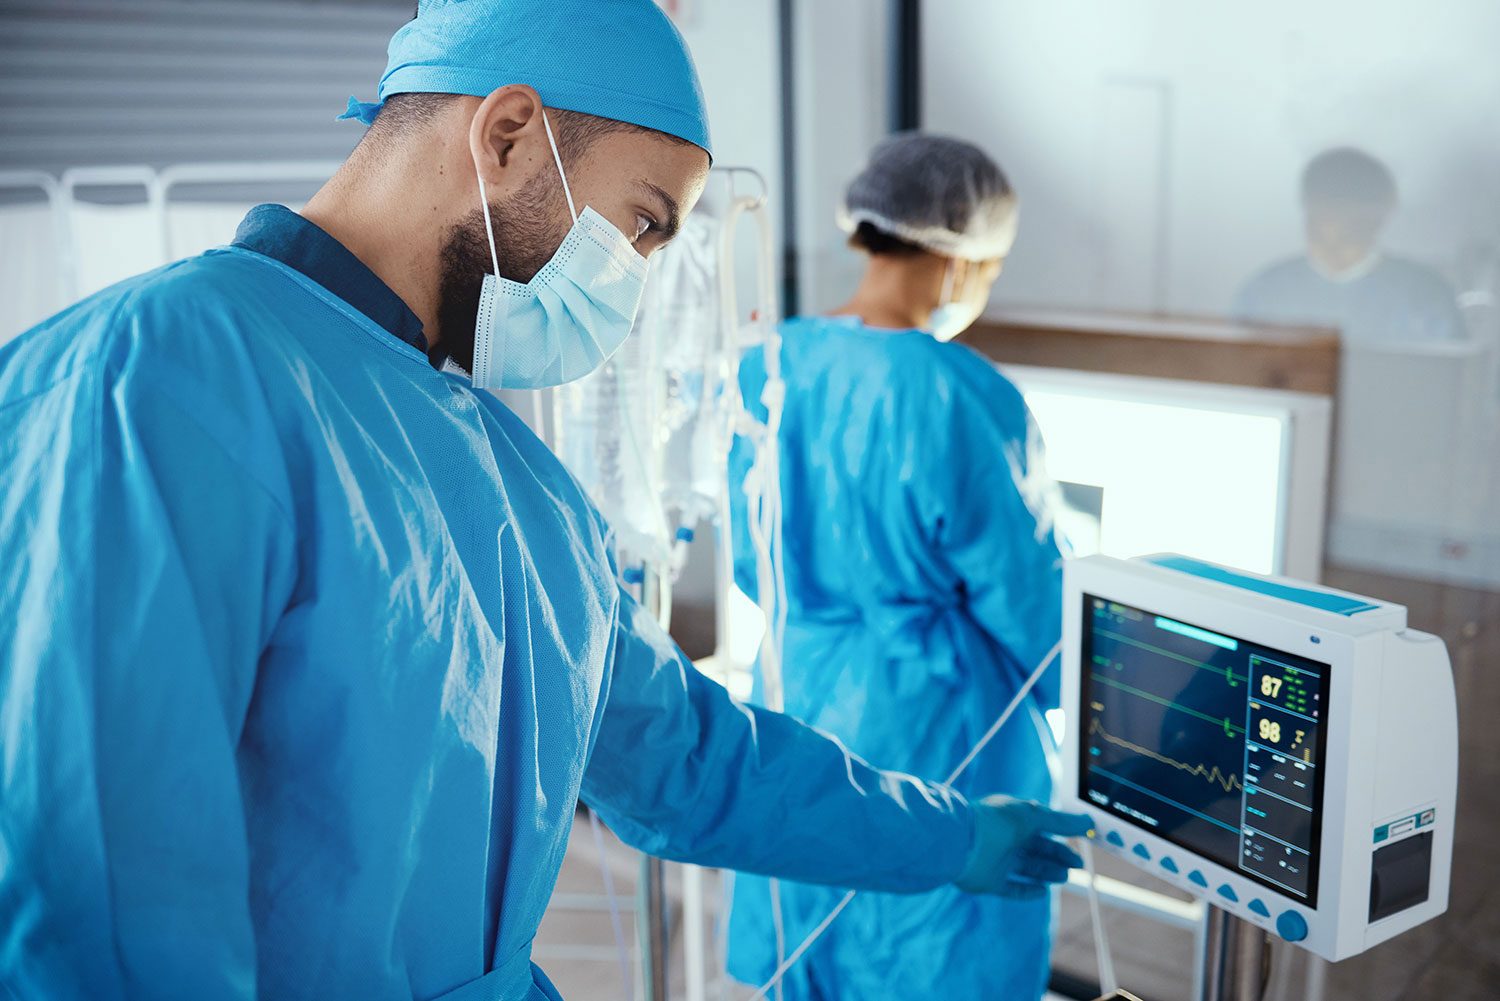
(908, 357, 1066, 708)
(0, 315, 296, 998)
(580, 592, 976, 892)
(726, 347, 768, 601)
(727, 430, 760, 601)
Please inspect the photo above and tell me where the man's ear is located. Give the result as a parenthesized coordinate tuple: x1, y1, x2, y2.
(469, 84, 548, 197)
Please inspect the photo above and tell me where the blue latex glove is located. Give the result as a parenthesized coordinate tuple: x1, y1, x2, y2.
(955, 795, 1093, 898)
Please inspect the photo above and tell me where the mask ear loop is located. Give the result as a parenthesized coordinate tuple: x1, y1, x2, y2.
(477, 172, 503, 279)
(474, 169, 504, 383)
(938, 258, 957, 308)
(541, 109, 580, 224)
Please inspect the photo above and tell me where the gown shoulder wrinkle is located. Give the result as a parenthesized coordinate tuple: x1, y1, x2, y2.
(467, 387, 620, 562)
(931, 338, 1031, 427)
(1, 257, 304, 526)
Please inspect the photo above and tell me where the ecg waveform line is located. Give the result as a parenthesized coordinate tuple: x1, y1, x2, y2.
(1089, 717, 1244, 794)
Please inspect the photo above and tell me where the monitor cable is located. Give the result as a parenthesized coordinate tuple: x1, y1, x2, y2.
(747, 639, 1066, 1001)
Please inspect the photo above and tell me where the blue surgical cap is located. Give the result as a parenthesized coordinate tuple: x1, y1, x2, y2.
(339, 0, 712, 157)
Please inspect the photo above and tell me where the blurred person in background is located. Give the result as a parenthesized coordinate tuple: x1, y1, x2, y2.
(1235, 146, 1466, 345)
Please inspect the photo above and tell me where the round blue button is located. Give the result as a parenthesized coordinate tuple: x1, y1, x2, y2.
(1276, 910, 1309, 942)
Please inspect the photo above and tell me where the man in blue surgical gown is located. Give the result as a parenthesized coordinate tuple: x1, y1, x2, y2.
(726, 134, 1069, 999)
(0, 4, 1090, 1000)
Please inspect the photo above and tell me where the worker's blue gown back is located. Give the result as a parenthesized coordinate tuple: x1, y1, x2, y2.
(726, 316, 1066, 1000)
(0, 252, 980, 1001)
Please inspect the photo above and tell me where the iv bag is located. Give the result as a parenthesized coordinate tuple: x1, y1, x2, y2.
(551, 214, 722, 573)
(655, 215, 723, 520)
(552, 291, 669, 571)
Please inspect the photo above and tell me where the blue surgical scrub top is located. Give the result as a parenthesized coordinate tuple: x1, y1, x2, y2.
(0, 207, 976, 1001)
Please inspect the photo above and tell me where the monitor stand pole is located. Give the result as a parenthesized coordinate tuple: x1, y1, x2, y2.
(639, 855, 669, 1001)
(1204, 908, 1271, 1001)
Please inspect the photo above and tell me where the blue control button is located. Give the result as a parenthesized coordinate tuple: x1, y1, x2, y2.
(1248, 899, 1271, 918)
(1106, 830, 1126, 848)
(1160, 857, 1179, 874)
(1216, 884, 1239, 903)
(1276, 910, 1309, 942)
(1188, 870, 1209, 888)
(1132, 843, 1151, 860)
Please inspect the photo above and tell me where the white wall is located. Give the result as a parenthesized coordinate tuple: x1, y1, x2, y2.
(671, 0, 785, 320)
(922, 0, 1500, 315)
(788, 0, 891, 314)
(674, 0, 782, 199)
(682, 0, 894, 317)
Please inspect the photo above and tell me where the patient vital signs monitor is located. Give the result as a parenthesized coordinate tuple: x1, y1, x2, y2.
(1060, 555, 1457, 961)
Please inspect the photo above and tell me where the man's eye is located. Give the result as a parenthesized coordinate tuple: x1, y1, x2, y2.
(634, 215, 655, 241)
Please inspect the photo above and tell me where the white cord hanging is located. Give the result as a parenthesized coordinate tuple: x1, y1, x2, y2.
(1083, 837, 1118, 995)
(746, 640, 1066, 1001)
(715, 171, 789, 1001)
(588, 808, 635, 1001)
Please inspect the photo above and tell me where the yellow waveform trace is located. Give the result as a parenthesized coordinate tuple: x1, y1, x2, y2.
(1090, 717, 1243, 793)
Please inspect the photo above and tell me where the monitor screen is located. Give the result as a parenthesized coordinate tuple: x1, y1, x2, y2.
(1079, 594, 1330, 905)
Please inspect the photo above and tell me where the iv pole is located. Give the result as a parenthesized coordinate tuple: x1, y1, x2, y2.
(1203, 912, 1271, 1001)
(638, 166, 776, 1001)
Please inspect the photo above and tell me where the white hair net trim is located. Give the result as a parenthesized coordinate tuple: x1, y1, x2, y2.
(836, 204, 1018, 262)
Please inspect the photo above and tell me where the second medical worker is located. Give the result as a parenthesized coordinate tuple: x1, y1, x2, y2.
(728, 133, 1069, 1000)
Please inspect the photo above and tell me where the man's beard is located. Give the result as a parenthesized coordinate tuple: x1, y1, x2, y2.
(435, 169, 570, 373)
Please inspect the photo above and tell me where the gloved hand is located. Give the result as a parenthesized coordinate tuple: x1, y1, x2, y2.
(954, 795, 1092, 898)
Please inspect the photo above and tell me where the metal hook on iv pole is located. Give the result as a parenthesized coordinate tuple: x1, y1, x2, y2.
(700, 163, 783, 687)
(710, 165, 784, 714)
(711, 165, 770, 211)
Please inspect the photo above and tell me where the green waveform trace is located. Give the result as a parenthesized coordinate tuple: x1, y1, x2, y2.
(1090, 673, 1247, 736)
(1095, 628, 1248, 686)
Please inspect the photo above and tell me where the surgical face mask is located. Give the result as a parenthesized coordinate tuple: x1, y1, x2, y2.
(928, 260, 983, 341)
(470, 111, 649, 390)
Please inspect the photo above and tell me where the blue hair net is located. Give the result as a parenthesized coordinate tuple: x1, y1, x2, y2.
(340, 0, 712, 156)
